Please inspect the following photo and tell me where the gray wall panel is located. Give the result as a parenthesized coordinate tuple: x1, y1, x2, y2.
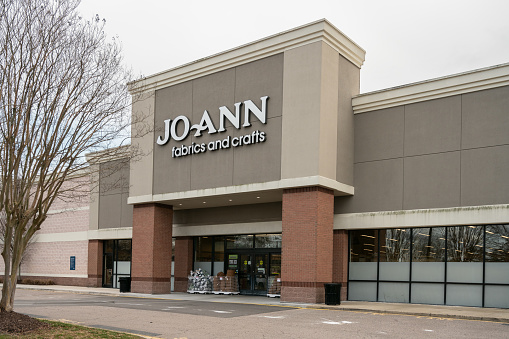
(153, 81, 193, 194)
(99, 160, 126, 195)
(120, 192, 133, 228)
(189, 128, 234, 190)
(174, 202, 282, 226)
(341, 86, 509, 215)
(232, 117, 281, 185)
(461, 145, 509, 206)
(403, 152, 461, 210)
(98, 193, 122, 229)
(462, 86, 509, 149)
(404, 96, 461, 156)
(191, 69, 236, 130)
(354, 107, 404, 163)
(335, 158, 404, 213)
(234, 54, 283, 120)
(99, 159, 131, 229)
(153, 55, 283, 194)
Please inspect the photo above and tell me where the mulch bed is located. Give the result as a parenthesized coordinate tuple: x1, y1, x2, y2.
(0, 311, 49, 334)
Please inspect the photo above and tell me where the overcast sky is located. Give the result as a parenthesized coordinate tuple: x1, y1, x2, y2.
(78, 0, 509, 93)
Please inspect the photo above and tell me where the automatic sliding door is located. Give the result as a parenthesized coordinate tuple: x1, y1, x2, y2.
(239, 254, 252, 293)
(254, 254, 268, 294)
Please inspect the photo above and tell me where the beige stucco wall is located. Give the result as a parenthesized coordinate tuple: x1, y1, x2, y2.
(130, 90, 155, 198)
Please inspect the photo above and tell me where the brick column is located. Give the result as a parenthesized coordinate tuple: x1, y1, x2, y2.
(174, 237, 193, 292)
(333, 230, 349, 301)
(131, 203, 173, 294)
(87, 240, 102, 287)
(281, 186, 334, 303)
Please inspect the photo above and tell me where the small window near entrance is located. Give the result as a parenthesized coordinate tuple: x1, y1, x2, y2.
(194, 237, 213, 274)
(213, 237, 225, 275)
(255, 234, 282, 248)
(226, 235, 254, 249)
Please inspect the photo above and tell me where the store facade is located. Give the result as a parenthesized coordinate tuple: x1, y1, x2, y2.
(98, 19, 509, 305)
(6, 19, 508, 307)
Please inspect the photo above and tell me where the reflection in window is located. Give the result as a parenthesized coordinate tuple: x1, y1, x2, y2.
(172, 238, 175, 262)
(194, 236, 213, 274)
(103, 239, 132, 289)
(413, 227, 446, 262)
(226, 235, 254, 249)
(485, 225, 509, 262)
(255, 234, 282, 248)
(213, 236, 225, 275)
(117, 240, 132, 261)
(380, 228, 410, 262)
(195, 237, 213, 262)
(447, 226, 483, 262)
(214, 237, 225, 262)
(350, 230, 378, 262)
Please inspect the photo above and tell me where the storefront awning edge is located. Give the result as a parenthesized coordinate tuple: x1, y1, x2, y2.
(127, 175, 354, 206)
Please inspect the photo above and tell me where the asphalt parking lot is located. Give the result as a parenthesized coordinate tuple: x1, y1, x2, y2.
(14, 289, 509, 338)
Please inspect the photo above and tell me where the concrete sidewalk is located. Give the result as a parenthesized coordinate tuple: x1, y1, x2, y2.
(15, 284, 509, 323)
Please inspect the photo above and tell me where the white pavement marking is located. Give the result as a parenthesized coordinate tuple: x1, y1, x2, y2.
(260, 315, 285, 319)
(322, 319, 357, 325)
(212, 310, 232, 314)
(162, 306, 185, 310)
(424, 329, 434, 332)
(115, 303, 144, 306)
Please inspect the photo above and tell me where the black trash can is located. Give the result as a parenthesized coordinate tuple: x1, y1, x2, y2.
(119, 277, 131, 293)
(324, 283, 341, 305)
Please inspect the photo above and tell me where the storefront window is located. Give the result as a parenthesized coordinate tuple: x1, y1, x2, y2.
(411, 227, 446, 304)
(380, 228, 410, 262)
(412, 227, 446, 262)
(349, 230, 378, 301)
(349, 224, 509, 308)
(379, 229, 410, 301)
(447, 226, 483, 262)
(194, 237, 213, 274)
(485, 225, 509, 262)
(226, 235, 254, 249)
(484, 225, 509, 308)
(350, 229, 378, 262)
(213, 236, 225, 275)
(255, 234, 282, 248)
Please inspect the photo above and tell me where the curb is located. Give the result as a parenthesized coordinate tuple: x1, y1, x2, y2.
(308, 305, 509, 323)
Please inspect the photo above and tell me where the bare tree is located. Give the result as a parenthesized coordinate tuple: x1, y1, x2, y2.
(0, 0, 140, 312)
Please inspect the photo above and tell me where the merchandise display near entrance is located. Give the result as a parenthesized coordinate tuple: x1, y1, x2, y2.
(193, 234, 282, 296)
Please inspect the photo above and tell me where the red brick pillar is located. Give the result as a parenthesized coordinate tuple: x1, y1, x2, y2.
(281, 186, 334, 303)
(131, 203, 173, 294)
(174, 237, 193, 292)
(87, 240, 102, 287)
(333, 230, 349, 301)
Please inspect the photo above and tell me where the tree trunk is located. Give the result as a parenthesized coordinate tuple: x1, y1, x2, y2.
(0, 276, 15, 313)
(0, 269, 15, 313)
(1, 240, 22, 313)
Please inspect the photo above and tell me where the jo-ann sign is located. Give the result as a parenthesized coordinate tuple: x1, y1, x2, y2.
(156, 96, 268, 158)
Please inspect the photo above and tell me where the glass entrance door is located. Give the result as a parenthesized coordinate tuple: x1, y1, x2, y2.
(103, 253, 113, 288)
(254, 254, 268, 293)
(239, 254, 252, 292)
(238, 253, 268, 295)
